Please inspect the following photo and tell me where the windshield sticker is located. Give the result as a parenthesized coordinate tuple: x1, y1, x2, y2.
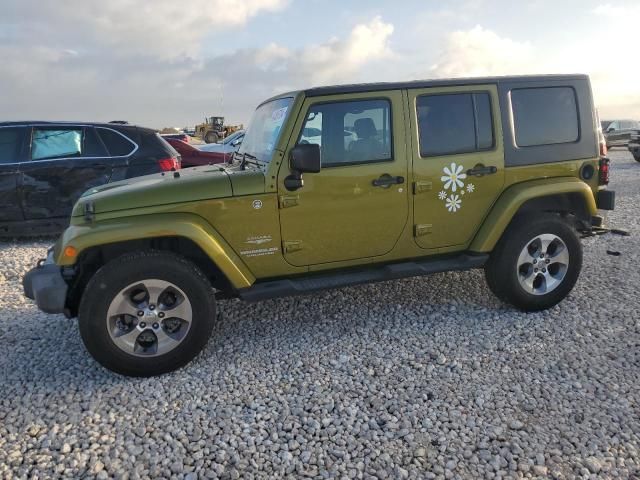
(271, 107, 287, 121)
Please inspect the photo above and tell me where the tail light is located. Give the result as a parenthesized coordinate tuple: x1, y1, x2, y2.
(598, 157, 610, 185)
(158, 157, 181, 171)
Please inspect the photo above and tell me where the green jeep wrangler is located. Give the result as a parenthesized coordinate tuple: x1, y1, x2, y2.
(24, 74, 616, 376)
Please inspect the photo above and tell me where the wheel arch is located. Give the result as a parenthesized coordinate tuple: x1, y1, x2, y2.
(469, 177, 597, 253)
(58, 214, 255, 316)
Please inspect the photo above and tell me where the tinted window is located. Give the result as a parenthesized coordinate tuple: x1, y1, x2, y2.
(299, 99, 392, 167)
(417, 92, 494, 156)
(511, 87, 579, 147)
(97, 128, 136, 156)
(83, 127, 109, 157)
(32, 128, 82, 160)
(0, 127, 24, 164)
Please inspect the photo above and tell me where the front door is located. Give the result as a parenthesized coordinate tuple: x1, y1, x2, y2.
(20, 126, 115, 220)
(408, 85, 505, 249)
(278, 92, 409, 267)
(0, 126, 27, 224)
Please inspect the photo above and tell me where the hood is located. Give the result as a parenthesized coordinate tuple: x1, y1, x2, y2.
(71, 164, 265, 217)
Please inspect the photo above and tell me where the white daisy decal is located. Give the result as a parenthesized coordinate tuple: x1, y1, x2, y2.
(466, 183, 475, 193)
(438, 190, 447, 200)
(446, 194, 462, 213)
(441, 163, 467, 192)
(461, 189, 465, 196)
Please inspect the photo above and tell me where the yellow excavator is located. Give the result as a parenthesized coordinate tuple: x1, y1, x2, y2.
(194, 116, 243, 143)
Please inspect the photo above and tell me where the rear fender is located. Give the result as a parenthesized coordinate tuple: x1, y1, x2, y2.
(469, 177, 597, 253)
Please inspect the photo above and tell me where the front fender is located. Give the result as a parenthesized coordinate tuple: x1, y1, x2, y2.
(469, 177, 597, 253)
(54, 213, 255, 289)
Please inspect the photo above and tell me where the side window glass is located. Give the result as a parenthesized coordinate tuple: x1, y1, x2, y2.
(299, 99, 392, 167)
(32, 128, 82, 160)
(417, 92, 494, 156)
(83, 127, 109, 157)
(96, 128, 136, 156)
(511, 87, 579, 146)
(0, 127, 25, 164)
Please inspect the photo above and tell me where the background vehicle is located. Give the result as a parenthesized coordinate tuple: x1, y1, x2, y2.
(198, 129, 245, 155)
(194, 116, 243, 143)
(165, 138, 227, 166)
(628, 131, 640, 162)
(0, 121, 180, 236)
(24, 74, 616, 376)
(161, 132, 191, 143)
(602, 119, 640, 148)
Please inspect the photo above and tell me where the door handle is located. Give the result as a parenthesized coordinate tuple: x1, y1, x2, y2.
(466, 164, 497, 177)
(372, 174, 404, 188)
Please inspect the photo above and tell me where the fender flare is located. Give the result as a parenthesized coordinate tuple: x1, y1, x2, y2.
(469, 177, 597, 253)
(55, 212, 255, 289)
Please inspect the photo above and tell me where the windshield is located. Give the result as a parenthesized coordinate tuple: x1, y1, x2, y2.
(237, 97, 293, 163)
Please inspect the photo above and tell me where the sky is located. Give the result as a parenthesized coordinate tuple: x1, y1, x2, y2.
(1, 0, 638, 128)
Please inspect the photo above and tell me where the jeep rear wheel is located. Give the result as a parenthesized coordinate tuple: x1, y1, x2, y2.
(79, 251, 216, 376)
(484, 214, 583, 311)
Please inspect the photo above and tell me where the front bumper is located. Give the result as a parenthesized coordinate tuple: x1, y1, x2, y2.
(22, 252, 68, 314)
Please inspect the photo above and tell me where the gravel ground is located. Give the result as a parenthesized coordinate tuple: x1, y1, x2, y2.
(1, 150, 638, 480)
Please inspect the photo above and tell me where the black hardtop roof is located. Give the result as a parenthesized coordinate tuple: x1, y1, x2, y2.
(262, 74, 589, 104)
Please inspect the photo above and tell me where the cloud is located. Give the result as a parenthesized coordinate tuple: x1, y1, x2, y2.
(0, 13, 395, 127)
(430, 26, 533, 78)
(1, 0, 288, 58)
(427, 19, 639, 118)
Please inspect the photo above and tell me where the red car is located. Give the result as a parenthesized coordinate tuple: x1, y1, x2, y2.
(165, 138, 227, 167)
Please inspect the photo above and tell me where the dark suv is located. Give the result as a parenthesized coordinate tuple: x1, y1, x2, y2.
(0, 121, 181, 236)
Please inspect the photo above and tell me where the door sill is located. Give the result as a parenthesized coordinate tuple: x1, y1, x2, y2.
(237, 253, 488, 302)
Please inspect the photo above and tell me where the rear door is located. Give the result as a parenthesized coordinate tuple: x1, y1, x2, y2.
(19, 125, 117, 220)
(408, 85, 505, 250)
(0, 126, 27, 224)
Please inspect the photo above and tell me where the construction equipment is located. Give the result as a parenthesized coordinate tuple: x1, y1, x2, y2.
(194, 116, 243, 144)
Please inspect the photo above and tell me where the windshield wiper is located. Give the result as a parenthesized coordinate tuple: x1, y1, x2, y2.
(240, 152, 260, 170)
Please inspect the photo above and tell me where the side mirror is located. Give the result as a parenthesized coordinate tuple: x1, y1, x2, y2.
(291, 144, 321, 172)
(284, 144, 321, 191)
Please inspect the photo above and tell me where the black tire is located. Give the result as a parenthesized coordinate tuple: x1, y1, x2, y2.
(204, 132, 217, 143)
(633, 153, 640, 163)
(484, 214, 583, 311)
(79, 251, 216, 376)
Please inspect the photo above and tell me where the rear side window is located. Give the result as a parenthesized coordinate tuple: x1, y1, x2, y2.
(0, 127, 25, 164)
(416, 92, 494, 157)
(32, 128, 82, 160)
(97, 128, 136, 156)
(511, 87, 579, 147)
(83, 127, 109, 157)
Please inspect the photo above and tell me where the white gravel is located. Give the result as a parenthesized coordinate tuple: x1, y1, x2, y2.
(1, 150, 639, 479)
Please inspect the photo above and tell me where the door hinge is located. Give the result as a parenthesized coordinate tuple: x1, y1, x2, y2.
(279, 195, 299, 209)
(283, 240, 303, 253)
(414, 224, 433, 237)
(413, 181, 432, 194)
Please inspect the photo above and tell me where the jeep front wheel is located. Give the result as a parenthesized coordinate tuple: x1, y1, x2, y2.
(484, 214, 583, 311)
(78, 251, 216, 376)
